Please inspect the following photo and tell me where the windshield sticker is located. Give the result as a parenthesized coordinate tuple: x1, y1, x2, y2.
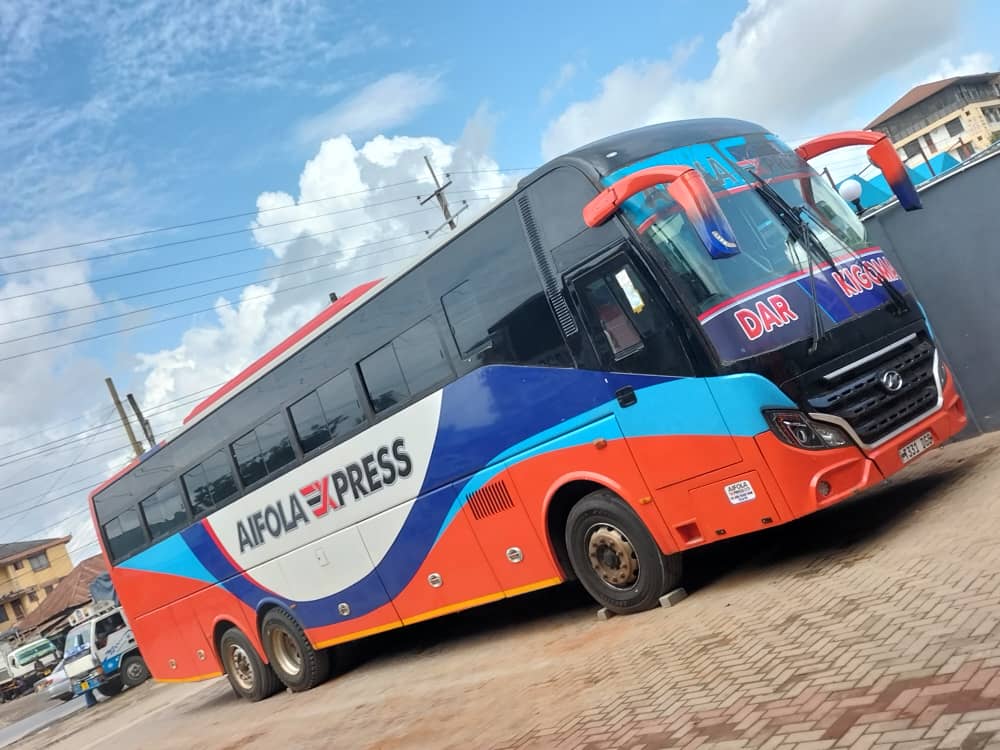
(614, 268, 646, 313)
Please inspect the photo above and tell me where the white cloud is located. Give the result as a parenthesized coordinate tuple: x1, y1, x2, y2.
(295, 72, 444, 143)
(921, 51, 995, 83)
(540, 62, 580, 105)
(542, 0, 963, 159)
(136, 107, 512, 414)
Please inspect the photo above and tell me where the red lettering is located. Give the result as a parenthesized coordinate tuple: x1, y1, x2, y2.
(767, 294, 799, 324)
(868, 256, 900, 282)
(734, 308, 764, 340)
(832, 270, 859, 297)
(300, 476, 340, 517)
(861, 260, 884, 286)
(756, 299, 783, 333)
(850, 263, 874, 290)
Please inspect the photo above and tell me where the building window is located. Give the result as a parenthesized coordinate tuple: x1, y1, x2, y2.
(27, 591, 38, 603)
(28, 552, 50, 572)
(11, 600, 24, 619)
(984, 106, 1000, 124)
(945, 117, 964, 137)
(0, 606, 8, 624)
(44, 585, 55, 595)
(12, 560, 22, 571)
(923, 134, 938, 154)
(902, 140, 923, 159)
(230, 413, 296, 488)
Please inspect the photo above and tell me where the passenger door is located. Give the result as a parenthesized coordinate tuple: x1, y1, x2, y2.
(568, 250, 742, 490)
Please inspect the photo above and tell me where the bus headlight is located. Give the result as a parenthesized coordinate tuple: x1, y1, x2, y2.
(937, 356, 948, 387)
(764, 410, 850, 450)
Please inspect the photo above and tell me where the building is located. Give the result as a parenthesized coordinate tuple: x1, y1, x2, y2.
(17, 554, 109, 638)
(867, 72, 1000, 169)
(0, 537, 73, 630)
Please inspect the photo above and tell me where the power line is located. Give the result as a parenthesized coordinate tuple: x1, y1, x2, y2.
(0, 246, 432, 364)
(0, 381, 223, 455)
(0, 199, 468, 303)
(3, 168, 520, 262)
(0, 179, 428, 261)
(0, 230, 429, 327)
(0, 194, 427, 277)
(0, 236, 429, 347)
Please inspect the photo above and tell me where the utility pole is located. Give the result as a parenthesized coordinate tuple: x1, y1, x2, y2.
(126, 392, 156, 447)
(418, 155, 468, 238)
(105, 377, 143, 458)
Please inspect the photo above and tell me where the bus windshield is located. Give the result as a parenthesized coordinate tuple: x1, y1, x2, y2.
(614, 133, 904, 362)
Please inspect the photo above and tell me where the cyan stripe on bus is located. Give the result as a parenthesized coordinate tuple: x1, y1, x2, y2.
(118, 531, 217, 584)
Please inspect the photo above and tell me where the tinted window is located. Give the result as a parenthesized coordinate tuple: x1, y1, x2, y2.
(360, 343, 407, 414)
(231, 414, 295, 487)
(182, 449, 238, 515)
(316, 371, 365, 442)
(289, 391, 330, 453)
(103, 509, 146, 562)
(442, 281, 490, 357)
(290, 370, 365, 453)
(395, 318, 450, 394)
(140, 482, 188, 541)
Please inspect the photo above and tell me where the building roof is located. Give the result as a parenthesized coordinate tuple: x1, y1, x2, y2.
(867, 73, 996, 129)
(0, 537, 71, 565)
(18, 554, 107, 633)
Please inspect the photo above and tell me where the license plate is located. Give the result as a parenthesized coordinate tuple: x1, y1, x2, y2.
(899, 431, 934, 463)
(79, 680, 90, 691)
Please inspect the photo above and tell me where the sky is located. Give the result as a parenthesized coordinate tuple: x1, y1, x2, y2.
(1, 0, 998, 567)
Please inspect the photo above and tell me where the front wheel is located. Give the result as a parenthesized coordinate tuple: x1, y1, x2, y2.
(121, 655, 150, 688)
(565, 489, 682, 614)
(261, 608, 330, 692)
(98, 677, 123, 697)
(220, 627, 281, 702)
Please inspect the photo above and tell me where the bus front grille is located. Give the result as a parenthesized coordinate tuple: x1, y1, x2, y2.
(808, 337, 939, 446)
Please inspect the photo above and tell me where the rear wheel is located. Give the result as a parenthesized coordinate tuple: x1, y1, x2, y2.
(565, 489, 681, 614)
(220, 627, 281, 702)
(121, 654, 150, 688)
(261, 608, 330, 692)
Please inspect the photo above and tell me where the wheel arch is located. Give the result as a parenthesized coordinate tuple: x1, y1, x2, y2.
(541, 472, 628, 579)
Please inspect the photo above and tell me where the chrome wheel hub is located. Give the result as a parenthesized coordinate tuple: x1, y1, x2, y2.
(227, 644, 255, 691)
(587, 524, 639, 588)
(269, 629, 303, 678)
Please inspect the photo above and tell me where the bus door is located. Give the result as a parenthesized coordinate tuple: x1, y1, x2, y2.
(567, 248, 743, 491)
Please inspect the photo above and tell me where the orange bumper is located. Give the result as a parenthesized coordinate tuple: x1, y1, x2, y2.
(755, 368, 967, 519)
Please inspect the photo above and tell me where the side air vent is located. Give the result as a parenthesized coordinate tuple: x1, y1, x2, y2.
(467, 480, 515, 520)
(516, 194, 579, 337)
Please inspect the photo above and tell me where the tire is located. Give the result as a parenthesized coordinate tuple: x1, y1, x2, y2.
(565, 489, 682, 615)
(121, 654, 150, 688)
(219, 627, 281, 702)
(260, 608, 330, 692)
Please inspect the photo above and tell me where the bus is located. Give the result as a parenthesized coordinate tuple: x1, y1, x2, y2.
(89, 118, 967, 701)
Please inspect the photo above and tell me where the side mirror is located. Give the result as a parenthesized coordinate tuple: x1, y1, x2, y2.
(583, 165, 740, 259)
(794, 130, 921, 211)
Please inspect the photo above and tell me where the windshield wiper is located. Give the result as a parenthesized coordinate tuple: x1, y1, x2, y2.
(744, 169, 909, 324)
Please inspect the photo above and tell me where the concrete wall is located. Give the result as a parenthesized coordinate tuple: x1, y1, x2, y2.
(864, 149, 1000, 435)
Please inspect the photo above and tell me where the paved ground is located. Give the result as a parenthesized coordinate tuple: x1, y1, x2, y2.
(17, 431, 1000, 750)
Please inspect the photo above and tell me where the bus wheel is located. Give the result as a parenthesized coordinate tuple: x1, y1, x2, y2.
(565, 489, 681, 615)
(220, 627, 281, 702)
(121, 654, 150, 688)
(261, 608, 330, 692)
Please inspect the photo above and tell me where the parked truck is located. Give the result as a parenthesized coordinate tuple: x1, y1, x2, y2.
(1, 637, 60, 700)
(63, 602, 149, 698)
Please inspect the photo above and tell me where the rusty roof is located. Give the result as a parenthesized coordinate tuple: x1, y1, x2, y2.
(18, 554, 107, 633)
